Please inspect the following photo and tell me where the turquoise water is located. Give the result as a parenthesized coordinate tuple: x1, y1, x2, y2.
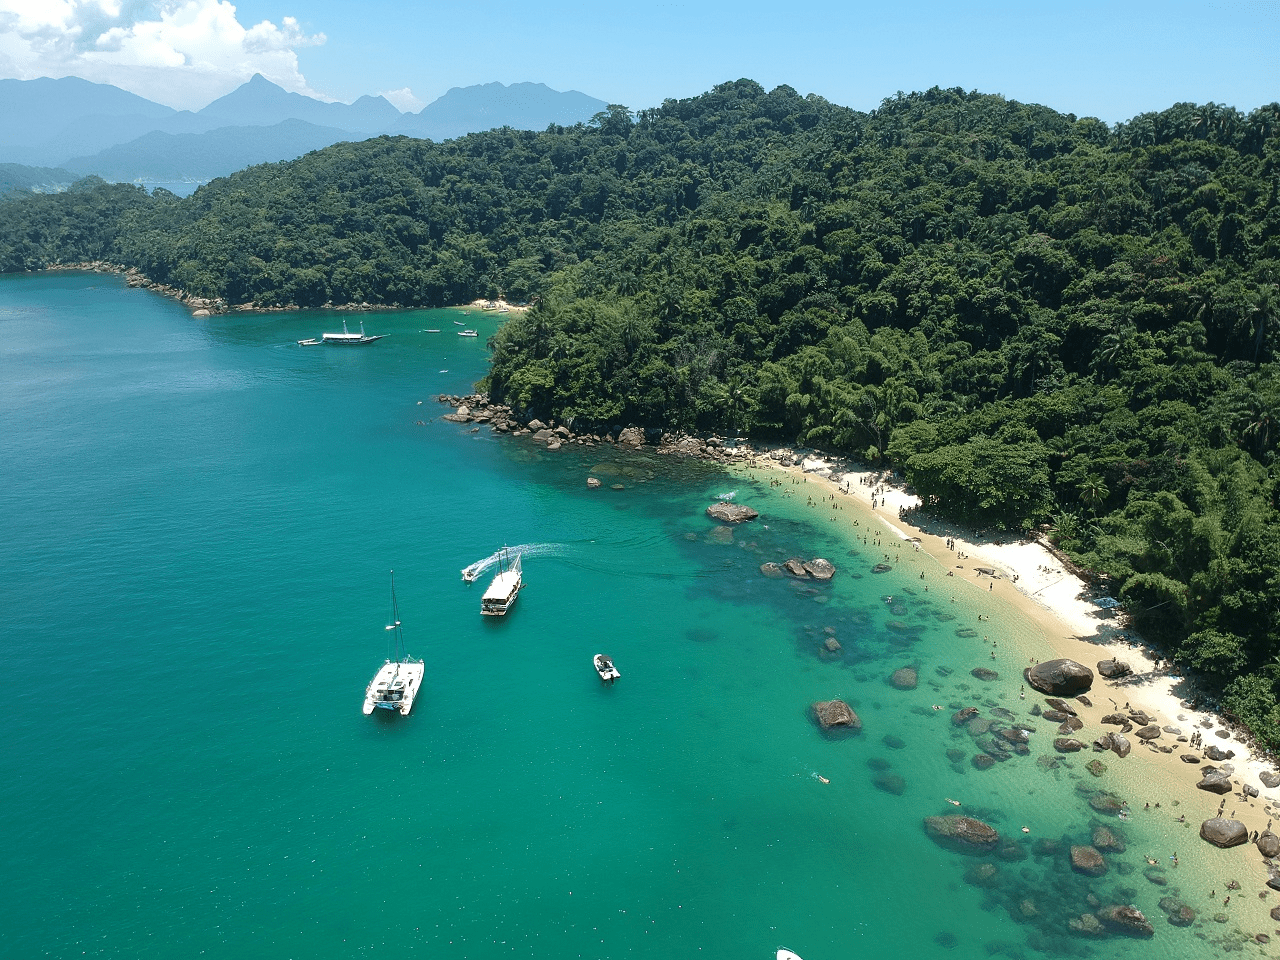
(0, 274, 1254, 959)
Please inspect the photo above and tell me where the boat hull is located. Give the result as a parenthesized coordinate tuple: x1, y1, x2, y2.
(363, 659, 425, 716)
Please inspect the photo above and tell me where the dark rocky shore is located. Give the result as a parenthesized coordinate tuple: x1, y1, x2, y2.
(44, 261, 397, 315)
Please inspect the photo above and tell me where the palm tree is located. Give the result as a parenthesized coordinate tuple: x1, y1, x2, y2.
(1079, 476, 1109, 515)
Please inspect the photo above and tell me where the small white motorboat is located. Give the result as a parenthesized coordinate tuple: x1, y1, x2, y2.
(593, 654, 620, 683)
(778, 950, 804, 960)
(457, 329, 479, 337)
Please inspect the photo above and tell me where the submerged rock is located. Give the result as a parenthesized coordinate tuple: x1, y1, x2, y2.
(923, 815, 1000, 851)
(891, 667, 918, 690)
(971, 667, 999, 682)
(1097, 904, 1154, 937)
(1071, 845, 1108, 876)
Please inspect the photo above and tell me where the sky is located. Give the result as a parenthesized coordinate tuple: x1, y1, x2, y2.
(0, 0, 1276, 121)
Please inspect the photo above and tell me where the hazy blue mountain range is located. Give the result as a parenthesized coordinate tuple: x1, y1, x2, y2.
(0, 75, 608, 190)
(61, 119, 353, 183)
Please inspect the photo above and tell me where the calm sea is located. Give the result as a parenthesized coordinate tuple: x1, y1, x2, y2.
(0, 273, 1248, 959)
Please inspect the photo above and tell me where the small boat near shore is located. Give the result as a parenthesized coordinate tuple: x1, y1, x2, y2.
(457, 329, 478, 337)
(593, 654, 620, 683)
(481, 548, 522, 616)
(777, 950, 803, 960)
(300, 319, 385, 346)
(363, 571, 425, 716)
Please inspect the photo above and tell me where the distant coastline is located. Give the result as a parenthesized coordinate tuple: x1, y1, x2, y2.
(41, 261, 531, 317)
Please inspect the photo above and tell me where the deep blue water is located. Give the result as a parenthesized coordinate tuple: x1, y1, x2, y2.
(0, 273, 1244, 959)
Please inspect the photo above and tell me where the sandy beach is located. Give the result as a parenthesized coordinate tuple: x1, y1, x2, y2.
(466, 297, 530, 314)
(736, 449, 1280, 935)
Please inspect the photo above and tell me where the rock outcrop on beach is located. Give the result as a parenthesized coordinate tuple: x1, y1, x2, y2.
(811, 700, 861, 731)
(923, 815, 1000, 851)
(1200, 817, 1249, 847)
(1097, 658, 1133, 679)
(1196, 769, 1234, 794)
(1257, 830, 1280, 858)
(706, 502, 758, 523)
(1025, 659, 1094, 696)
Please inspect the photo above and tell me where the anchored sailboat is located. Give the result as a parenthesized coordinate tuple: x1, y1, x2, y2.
(362, 571, 425, 715)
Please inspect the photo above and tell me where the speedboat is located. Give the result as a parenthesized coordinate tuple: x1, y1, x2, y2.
(593, 654, 620, 683)
(457, 329, 478, 337)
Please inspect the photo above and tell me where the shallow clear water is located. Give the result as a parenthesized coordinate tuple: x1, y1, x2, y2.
(0, 274, 1255, 959)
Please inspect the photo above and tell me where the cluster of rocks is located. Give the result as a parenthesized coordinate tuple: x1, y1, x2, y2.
(436, 395, 759, 460)
(759, 557, 836, 580)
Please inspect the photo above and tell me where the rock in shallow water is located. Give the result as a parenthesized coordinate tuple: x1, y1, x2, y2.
(923, 815, 1000, 851)
(812, 699, 861, 731)
(1026, 659, 1094, 696)
(706, 502, 758, 523)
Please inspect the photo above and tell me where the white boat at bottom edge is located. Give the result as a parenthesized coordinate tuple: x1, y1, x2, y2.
(777, 950, 803, 960)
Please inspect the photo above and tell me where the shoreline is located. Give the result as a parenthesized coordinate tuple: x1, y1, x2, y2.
(40, 262, 528, 317)
(732, 451, 1280, 935)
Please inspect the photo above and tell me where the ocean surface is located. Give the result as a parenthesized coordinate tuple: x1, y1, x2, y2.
(0, 273, 1254, 959)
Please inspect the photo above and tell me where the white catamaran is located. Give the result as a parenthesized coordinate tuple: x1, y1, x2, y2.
(362, 571, 425, 715)
(480, 549, 522, 616)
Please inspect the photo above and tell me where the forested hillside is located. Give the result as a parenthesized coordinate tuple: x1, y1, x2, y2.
(1, 80, 1278, 744)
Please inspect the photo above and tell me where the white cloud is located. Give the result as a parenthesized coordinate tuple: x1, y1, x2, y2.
(379, 86, 422, 113)
(0, 0, 327, 110)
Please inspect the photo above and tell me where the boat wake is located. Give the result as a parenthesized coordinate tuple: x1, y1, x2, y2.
(715, 490, 737, 501)
(461, 542, 569, 581)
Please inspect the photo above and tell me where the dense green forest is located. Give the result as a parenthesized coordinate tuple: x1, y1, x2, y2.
(2, 80, 1279, 746)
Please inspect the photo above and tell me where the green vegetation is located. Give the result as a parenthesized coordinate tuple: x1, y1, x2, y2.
(1, 81, 1278, 745)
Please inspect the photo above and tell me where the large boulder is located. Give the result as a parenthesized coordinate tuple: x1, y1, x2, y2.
(1110, 734, 1132, 758)
(1054, 738, 1087, 753)
(1097, 904, 1154, 937)
(1197, 770, 1234, 794)
(1204, 744, 1235, 761)
(1257, 831, 1280, 858)
(803, 558, 836, 580)
(1026, 659, 1094, 696)
(923, 815, 1000, 852)
(812, 700, 861, 731)
(952, 707, 979, 727)
(1135, 725, 1162, 741)
(1071, 845, 1108, 876)
(1097, 658, 1133, 679)
(706, 502, 759, 523)
(1200, 817, 1249, 848)
(616, 426, 645, 447)
(1261, 769, 1280, 788)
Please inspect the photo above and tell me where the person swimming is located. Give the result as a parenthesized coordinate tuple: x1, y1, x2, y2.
(946, 798, 961, 806)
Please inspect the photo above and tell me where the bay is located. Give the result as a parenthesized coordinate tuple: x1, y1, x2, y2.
(0, 273, 1232, 959)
